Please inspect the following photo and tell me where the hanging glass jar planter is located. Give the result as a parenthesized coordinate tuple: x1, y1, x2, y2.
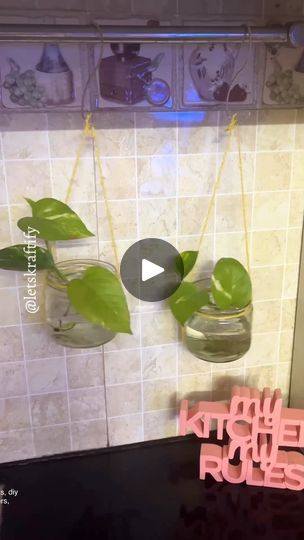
(184, 278, 253, 363)
(45, 259, 116, 348)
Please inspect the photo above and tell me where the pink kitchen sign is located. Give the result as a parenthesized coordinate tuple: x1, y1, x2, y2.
(180, 386, 304, 491)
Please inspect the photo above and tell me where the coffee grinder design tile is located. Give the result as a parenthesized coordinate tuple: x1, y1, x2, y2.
(93, 41, 174, 110)
(0, 43, 85, 111)
(181, 43, 256, 108)
(263, 44, 304, 107)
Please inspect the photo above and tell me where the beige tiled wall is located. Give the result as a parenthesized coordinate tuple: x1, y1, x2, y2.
(0, 0, 303, 461)
(0, 108, 303, 461)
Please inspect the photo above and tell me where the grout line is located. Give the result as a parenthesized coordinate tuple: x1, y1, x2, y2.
(0, 130, 35, 453)
(3, 189, 304, 207)
(134, 112, 144, 443)
(48, 114, 71, 452)
(1, 148, 302, 163)
(91, 129, 111, 447)
(275, 111, 297, 387)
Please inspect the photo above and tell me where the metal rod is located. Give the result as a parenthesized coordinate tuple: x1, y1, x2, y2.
(0, 23, 303, 46)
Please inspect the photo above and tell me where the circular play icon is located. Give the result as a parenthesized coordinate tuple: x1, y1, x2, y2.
(120, 238, 183, 302)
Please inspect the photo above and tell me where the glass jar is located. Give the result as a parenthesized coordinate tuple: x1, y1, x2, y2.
(184, 278, 253, 363)
(45, 259, 116, 349)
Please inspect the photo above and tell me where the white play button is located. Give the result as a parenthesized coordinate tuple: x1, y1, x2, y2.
(142, 259, 164, 282)
(120, 238, 182, 302)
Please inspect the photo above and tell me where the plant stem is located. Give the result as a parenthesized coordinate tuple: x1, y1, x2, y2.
(44, 240, 68, 285)
(52, 264, 69, 285)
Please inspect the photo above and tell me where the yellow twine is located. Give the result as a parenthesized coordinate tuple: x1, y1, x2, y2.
(236, 122, 251, 274)
(64, 113, 120, 274)
(195, 113, 251, 275)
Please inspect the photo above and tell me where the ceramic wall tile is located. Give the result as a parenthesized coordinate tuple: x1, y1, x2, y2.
(67, 353, 104, 389)
(279, 331, 295, 363)
(144, 409, 177, 441)
(143, 378, 177, 411)
(139, 198, 177, 238)
(6, 159, 52, 205)
(30, 392, 69, 427)
(262, 45, 304, 108)
(108, 414, 143, 446)
(96, 157, 137, 200)
(69, 387, 106, 422)
(0, 430, 34, 463)
(136, 112, 177, 155)
(0, 287, 20, 326)
(178, 154, 216, 197)
(245, 365, 277, 391)
(289, 190, 304, 227)
(26, 357, 67, 394)
(104, 349, 141, 385)
(218, 110, 257, 152)
(0, 4, 304, 463)
(181, 43, 256, 109)
(0, 397, 30, 431)
(283, 264, 300, 299)
(137, 155, 177, 198)
(251, 266, 284, 301)
(0, 363, 27, 398)
(245, 332, 279, 367)
(178, 111, 218, 154)
(33, 425, 71, 456)
(255, 152, 292, 191)
(0, 327, 24, 363)
(0, 43, 87, 112)
(142, 345, 177, 380)
(257, 109, 296, 151)
(106, 383, 142, 417)
(71, 419, 108, 451)
(212, 368, 244, 401)
(93, 38, 174, 111)
(178, 344, 211, 376)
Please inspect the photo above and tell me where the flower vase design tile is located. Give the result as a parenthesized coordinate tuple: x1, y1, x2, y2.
(181, 43, 256, 108)
(0, 42, 86, 111)
(93, 23, 174, 110)
(263, 44, 304, 107)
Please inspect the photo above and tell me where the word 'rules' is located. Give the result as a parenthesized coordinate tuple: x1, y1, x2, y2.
(180, 386, 304, 491)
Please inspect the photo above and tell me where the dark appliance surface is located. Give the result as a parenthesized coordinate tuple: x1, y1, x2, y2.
(0, 435, 303, 539)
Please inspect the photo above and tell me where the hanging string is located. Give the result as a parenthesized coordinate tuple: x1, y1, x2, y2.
(236, 122, 251, 273)
(193, 113, 251, 276)
(197, 114, 238, 253)
(64, 115, 91, 205)
(64, 113, 120, 274)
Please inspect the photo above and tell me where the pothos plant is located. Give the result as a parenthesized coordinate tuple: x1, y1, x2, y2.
(0, 197, 132, 334)
(169, 250, 252, 325)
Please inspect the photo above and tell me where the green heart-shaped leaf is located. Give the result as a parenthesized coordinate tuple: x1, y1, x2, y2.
(67, 266, 132, 334)
(176, 250, 199, 278)
(18, 198, 94, 241)
(168, 281, 209, 325)
(211, 258, 252, 310)
(0, 244, 55, 271)
(18, 216, 94, 241)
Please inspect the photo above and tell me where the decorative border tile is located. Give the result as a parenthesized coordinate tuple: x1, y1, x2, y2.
(262, 43, 304, 108)
(180, 42, 257, 109)
(90, 18, 175, 111)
